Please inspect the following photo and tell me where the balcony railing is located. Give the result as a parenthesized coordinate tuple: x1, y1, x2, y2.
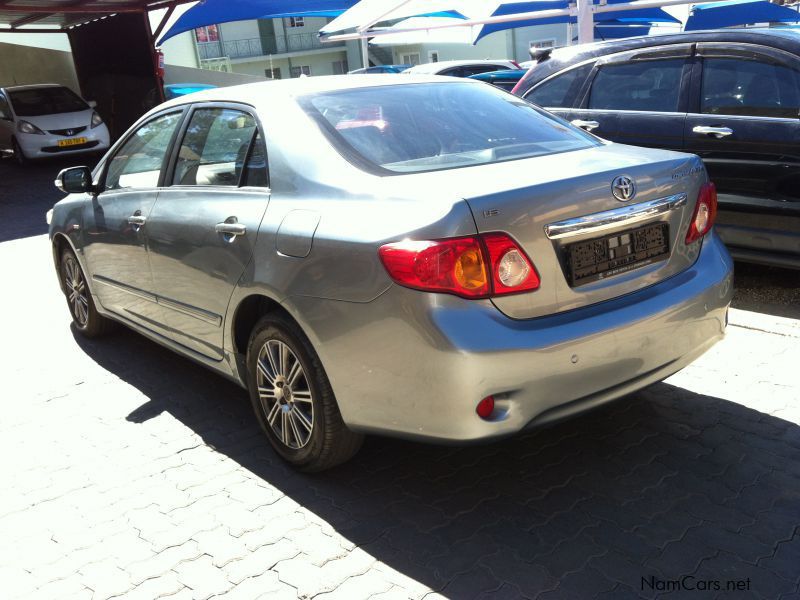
(197, 33, 343, 60)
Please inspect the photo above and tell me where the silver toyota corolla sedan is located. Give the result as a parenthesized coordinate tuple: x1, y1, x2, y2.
(48, 76, 733, 471)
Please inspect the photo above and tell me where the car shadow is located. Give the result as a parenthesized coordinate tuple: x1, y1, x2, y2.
(731, 261, 800, 321)
(71, 325, 800, 598)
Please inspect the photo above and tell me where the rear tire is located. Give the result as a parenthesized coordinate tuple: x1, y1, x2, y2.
(246, 313, 363, 472)
(59, 248, 115, 338)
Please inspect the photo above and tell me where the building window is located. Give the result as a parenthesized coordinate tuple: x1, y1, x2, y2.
(530, 39, 555, 50)
(288, 17, 305, 28)
(290, 65, 311, 78)
(265, 68, 282, 79)
(332, 60, 348, 75)
(428, 51, 440, 63)
(195, 25, 220, 43)
(400, 53, 420, 66)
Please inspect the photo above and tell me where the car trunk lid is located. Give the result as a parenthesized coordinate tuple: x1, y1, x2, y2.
(456, 143, 707, 319)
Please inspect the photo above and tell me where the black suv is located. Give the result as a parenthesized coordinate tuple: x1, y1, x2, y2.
(514, 29, 800, 269)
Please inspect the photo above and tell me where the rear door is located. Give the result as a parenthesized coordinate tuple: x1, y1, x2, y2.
(145, 103, 271, 361)
(568, 45, 693, 150)
(683, 43, 800, 257)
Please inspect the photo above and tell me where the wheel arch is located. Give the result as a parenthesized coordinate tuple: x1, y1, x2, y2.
(51, 232, 77, 293)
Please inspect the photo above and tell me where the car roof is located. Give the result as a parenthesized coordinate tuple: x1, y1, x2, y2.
(155, 74, 479, 111)
(516, 27, 800, 91)
(2, 83, 65, 92)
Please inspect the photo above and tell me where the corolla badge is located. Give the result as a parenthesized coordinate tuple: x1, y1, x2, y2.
(611, 175, 636, 202)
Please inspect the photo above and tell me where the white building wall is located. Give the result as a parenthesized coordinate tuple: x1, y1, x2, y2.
(160, 31, 199, 68)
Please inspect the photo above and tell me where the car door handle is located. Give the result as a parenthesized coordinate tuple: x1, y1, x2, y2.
(215, 219, 246, 237)
(693, 125, 733, 138)
(571, 119, 600, 132)
(128, 214, 146, 226)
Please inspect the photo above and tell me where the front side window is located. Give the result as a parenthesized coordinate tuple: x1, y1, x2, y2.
(303, 82, 599, 174)
(701, 57, 800, 118)
(527, 63, 593, 108)
(105, 111, 183, 190)
(461, 64, 510, 77)
(588, 59, 686, 112)
(172, 108, 257, 186)
(8, 86, 87, 117)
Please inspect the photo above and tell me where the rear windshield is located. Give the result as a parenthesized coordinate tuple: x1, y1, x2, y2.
(8, 86, 87, 117)
(301, 82, 599, 174)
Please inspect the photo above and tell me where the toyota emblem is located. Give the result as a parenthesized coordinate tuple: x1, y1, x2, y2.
(611, 175, 635, 201)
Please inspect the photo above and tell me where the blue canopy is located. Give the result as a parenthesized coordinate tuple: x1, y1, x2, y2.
(474, 0, 678, 41)
(160, 0, 358, 43)
(685, 0, 800, 31)
(594, 23, 651, 41)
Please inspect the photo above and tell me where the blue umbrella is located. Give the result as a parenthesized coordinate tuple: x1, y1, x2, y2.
(160, 0, 359, 43)
(474, 0, 678, 42)
(685, 0, 800, 31)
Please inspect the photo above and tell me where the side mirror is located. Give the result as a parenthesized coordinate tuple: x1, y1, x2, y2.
(0, 110, 11, 121)
(55, 166, 94, 194)
(87, 100, 97, 109)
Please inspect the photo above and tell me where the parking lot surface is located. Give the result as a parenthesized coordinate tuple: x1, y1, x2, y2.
(1, 155, 799, 599)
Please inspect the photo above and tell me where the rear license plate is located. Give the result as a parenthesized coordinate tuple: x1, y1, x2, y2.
(57, 137, 87, 148)
(567, 222, 670, 286)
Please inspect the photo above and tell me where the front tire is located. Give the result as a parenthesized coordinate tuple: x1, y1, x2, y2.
(12, 138, 28, 166)
(246, 313, 363, 472)
(59, 248, 114, 338)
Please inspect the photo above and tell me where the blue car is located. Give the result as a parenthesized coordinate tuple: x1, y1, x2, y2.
(468, 69, 527, 91)
(163, 83, 217, 100)
(348, 65, 412, 74)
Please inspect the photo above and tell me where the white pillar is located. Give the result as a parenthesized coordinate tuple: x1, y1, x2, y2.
(360, 36, 369, 68)
(576, 0, 594, 44)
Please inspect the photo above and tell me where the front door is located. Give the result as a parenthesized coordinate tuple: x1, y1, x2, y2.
(683, 43, 800, 257)
(82, 109, 184, 328)
(146, 105, 271, 360)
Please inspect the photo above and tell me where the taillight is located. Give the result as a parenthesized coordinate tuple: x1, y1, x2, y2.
(685, 182, 717, 245)
(379, 233, 539, 299)
(481, 233, 540, 294)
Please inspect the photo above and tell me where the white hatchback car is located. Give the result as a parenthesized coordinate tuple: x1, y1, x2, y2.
(0, 84, 110, 165)
(403, 59, 518, 77)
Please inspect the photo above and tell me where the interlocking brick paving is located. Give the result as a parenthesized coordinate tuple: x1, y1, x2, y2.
(1, 157, 798, 599)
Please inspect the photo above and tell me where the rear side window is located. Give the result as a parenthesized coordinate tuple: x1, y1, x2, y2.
(105, 111, 183, 190)
(241, 131, 269, 187)
(527, 64, 592, 108)
(302, 82, 599, 174)
(172, 108, 257, 186)
(589, 59, 686, 112)
(701, 57, 800, 118)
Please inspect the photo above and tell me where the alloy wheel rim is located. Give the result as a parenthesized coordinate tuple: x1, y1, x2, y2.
(64, 257, 89, 327)
(255, 339, 314, 449)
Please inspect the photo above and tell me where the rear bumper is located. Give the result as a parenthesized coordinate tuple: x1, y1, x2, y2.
(290, 232, 733, 443)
